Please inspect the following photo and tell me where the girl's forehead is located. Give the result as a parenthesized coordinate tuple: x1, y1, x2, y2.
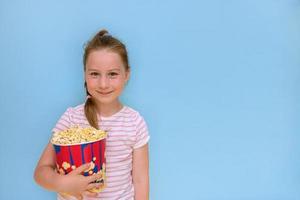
(86, 50, 125, 70)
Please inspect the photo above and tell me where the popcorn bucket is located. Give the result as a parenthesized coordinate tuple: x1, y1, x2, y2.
(51, 127, 107, 193)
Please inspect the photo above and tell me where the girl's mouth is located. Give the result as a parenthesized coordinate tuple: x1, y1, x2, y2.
(97, 91, 113, 95)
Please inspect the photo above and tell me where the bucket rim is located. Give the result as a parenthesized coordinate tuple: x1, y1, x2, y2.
(51, 136, 106, 146)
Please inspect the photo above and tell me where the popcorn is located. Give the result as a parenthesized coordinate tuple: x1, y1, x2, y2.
(51, 126, 107, 145)
(51, 125, 107, 193)
(62, 162, 71, 170)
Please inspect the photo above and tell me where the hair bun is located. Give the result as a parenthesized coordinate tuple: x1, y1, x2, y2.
(98, 29, 109, 37)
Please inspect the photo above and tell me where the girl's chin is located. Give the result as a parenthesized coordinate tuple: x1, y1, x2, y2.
(93, 98, 119, 105)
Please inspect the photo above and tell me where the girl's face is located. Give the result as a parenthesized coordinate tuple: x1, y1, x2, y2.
(85, 49, 130, 107)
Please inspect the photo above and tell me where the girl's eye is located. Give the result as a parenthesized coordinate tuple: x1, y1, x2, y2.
(90, 72, 99, 77)
(108, 72, 119, 78)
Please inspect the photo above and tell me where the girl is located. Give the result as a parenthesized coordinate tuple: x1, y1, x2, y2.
(34, 29, 150, 200)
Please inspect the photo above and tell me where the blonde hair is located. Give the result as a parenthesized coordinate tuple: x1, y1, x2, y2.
(83, 29, 130, 129)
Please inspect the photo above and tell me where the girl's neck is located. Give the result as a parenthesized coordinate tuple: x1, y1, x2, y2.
(95, 100, 123, 118)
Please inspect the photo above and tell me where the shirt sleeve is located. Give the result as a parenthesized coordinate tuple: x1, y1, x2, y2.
(52, 107, 74, 133)
(133, 114, 150, 149)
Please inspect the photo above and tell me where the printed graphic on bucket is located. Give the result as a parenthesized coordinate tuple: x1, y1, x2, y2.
(51, 126, 107, 192)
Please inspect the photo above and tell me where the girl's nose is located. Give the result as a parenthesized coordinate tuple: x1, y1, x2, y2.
(99, 76, 109, 89)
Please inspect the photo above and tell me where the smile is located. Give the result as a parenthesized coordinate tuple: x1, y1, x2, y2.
(97, 91, 113, 95)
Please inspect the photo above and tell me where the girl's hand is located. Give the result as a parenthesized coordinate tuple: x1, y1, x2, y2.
(59, 163, 102, 200)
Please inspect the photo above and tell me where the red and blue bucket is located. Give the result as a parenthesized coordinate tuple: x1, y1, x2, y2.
(52, 136, 107, 192)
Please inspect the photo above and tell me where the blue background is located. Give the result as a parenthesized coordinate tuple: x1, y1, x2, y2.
(0, 0, 299, 199)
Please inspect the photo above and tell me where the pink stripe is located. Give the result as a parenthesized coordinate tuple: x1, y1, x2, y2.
(106, 174, 131, 182)
(106, 151, 132, 156)
(55, 123, 68, 131)
(100, 184, 132, 194)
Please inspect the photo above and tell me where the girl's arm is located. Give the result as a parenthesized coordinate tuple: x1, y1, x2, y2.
(132, 144, 149, 200)
(34, 143, 62, 191)
(34, 142, 101, 199)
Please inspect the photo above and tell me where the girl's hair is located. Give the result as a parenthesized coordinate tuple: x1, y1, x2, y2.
(83, 29, 130, 129)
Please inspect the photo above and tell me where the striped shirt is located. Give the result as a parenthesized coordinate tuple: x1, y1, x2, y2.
(53, 104, 150, 200)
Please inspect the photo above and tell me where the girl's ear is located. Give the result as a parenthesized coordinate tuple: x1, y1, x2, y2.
(83, 71, 87, 83)
(125, 69, 130, 83)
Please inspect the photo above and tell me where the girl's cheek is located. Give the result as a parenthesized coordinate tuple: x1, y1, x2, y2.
(113, 78, 125, 84)
(87, 78, 97, 84)
(86, 81, 96, 89)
